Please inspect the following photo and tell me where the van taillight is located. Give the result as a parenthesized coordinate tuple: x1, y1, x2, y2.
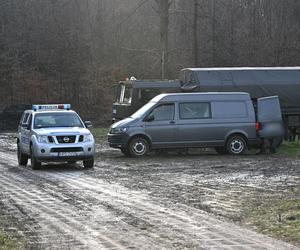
(256, 122, 261, 131)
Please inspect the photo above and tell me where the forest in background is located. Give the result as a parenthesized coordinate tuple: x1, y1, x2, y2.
(0, 0, 300, 124)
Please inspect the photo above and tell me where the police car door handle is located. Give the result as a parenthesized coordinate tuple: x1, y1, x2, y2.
(169, 120, 175, 124)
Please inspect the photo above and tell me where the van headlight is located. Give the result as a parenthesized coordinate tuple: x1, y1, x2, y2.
(37, 135, 49, 143)
(83, 134, 94, 142)
(110, 127, 128, 134)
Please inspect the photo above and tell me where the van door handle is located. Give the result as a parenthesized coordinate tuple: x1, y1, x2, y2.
(169, 120, 175, 124)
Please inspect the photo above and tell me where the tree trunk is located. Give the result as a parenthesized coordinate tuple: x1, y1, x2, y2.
(156, 0, 170, 79)
(193, 0, 199, 67)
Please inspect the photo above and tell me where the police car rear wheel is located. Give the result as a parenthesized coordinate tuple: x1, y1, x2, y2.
(17, 143, 28, 166)
(83, 158, 94, 168)
(129, 137, 149, 157)
(30, 146, 41, 170)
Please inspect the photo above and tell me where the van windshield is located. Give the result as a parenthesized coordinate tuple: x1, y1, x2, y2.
(130, 102, 156, 119)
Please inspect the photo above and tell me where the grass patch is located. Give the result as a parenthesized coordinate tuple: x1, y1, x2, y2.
(0, 230, 22, 250)
(246, 199, 300, 246)
(277, 139, 300, 156)
(90, 127, 109, 140)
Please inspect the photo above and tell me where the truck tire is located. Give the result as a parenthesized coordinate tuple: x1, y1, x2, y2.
(226, 135, 247, 155)
(128, 137, 149, 157)
(83, 158, 94, 169)
(30, 146, 41, 170)
(17, 143, 28, 166)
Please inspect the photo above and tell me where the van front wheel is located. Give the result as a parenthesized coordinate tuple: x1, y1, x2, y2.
(226, 135, 247, 155)
(129, 137, 149, 157)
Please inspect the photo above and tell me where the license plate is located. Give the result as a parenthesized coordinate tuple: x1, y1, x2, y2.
(58, 152, 78, 157)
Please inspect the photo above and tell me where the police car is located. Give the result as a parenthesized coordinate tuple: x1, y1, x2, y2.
(17, 104, 95, 170)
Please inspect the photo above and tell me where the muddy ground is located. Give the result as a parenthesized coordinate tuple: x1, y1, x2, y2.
(0, 133, 299, 249)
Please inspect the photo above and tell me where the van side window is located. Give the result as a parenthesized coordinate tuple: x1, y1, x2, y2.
(213, 101, 247, 118)
(179, 103, 211, 119)
(148, 103, 174, 121)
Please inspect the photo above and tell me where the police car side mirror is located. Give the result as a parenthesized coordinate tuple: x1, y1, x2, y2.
(21, 123, 30, 130)
(144, 115, 154, 122)
(84, 121, 93, 128)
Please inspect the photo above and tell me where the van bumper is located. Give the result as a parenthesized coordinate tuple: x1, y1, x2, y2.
(108, 133, 130, 148)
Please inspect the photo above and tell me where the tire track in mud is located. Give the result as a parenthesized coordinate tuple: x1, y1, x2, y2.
(0, 152, 168, 249)
(0, 151, 195, 249)
(107, 157, 300, 220)
(0, 149, 297, 249)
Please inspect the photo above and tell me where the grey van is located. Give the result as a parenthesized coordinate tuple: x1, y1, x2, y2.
(108, 92, 284, 157)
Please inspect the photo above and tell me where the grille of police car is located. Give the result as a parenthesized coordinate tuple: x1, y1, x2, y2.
(56, 136, 76, 143)
(50, 147, 83, 152)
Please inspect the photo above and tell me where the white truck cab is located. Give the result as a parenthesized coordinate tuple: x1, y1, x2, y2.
(17, 104, 95, 170)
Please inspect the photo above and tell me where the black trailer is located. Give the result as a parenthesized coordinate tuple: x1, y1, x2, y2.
(112, 80, 180, 121)
(112, 67, 300, 137)
(180, 67, 300, 134)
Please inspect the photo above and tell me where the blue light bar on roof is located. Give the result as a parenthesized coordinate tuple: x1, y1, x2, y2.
(32, 104, 71, 111)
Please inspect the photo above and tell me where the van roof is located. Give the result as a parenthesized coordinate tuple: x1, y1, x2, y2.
(151, 92, 251, 102)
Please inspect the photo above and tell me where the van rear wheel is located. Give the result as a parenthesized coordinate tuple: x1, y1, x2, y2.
(226, 135, 247, 155)
(129, 137, 149, 157)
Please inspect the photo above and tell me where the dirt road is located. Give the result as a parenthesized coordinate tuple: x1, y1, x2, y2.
(0, 133, 298, 249)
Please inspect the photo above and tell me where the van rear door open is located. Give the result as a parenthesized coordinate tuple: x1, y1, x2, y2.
(257, 96, 285, 139)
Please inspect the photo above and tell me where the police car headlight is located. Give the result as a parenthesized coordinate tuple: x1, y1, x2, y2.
(83, 134, 93, 142)
(37, 135, 49, 143)
(110, 127, 128, 134)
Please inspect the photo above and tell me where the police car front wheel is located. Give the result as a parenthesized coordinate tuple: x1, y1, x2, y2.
(83, 158, 94, 169)
(30, 146, 41, 170)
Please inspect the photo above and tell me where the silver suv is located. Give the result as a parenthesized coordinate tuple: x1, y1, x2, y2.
(17, 104, 95, 170)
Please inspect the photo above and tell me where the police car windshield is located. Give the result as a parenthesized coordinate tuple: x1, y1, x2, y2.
(34, 112, 84, 129)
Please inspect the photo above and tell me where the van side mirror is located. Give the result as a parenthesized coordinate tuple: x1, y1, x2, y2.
(144, 115, 154, 122)
(84, 121, 93, 128)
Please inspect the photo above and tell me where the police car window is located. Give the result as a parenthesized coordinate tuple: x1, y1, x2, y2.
(179, 103, 211, 119)
(34, 113, 83, 129)
(22, 113, 30, 124)
(148, 103, 174, 121)
(28, 114, 33, 129)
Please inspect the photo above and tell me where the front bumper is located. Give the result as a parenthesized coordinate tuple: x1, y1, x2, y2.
(32, 141, 95, 162)
(107, 133, 130, 148)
